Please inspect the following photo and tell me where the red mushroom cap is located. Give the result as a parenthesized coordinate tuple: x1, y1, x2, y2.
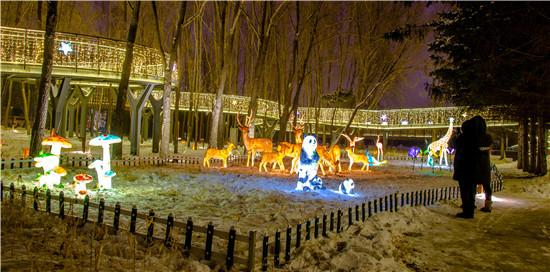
(73, 173, 93, 183)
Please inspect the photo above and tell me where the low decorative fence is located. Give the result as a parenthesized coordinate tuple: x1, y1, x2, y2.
(0, 154, 249, 171)
(0, 182, 256, 271)
(1, 160, 504, 271)
(254, 164, 503, 270)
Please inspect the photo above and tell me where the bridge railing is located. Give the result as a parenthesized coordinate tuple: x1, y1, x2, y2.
(0, 26, 166, 81)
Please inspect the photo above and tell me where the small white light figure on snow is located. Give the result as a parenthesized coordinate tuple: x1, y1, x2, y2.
(89, 134, 121, 189)
(296, 135, 324, 191)
(59, 41, 73, 55)
(73, 173, 93, 198)
(338, 178, 355, 195)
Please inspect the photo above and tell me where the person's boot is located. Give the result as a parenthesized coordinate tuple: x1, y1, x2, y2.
(480, 200, 492, 212)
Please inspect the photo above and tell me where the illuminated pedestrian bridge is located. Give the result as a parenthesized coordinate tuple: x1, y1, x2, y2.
(0, 27, 516, 131)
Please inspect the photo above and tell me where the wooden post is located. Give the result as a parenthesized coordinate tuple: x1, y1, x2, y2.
(431, 189, 435, 204)
(184, 217, 193, 256)
(82, 195, 89, 223)
(274, 230, 281, 267)
(261, 234, 268, 271)
(284, 227, 291, 263)
(374, 199, 378, 213)
(59, 191, 64, 219)
(296, 223, 301, 248)
(419, 191, 423, 207)
(415, 191, 419, 206)
(401, 193, 404, 207)
(330, 212, 334, 232)
(21, 184, 26, 206)
(9, 182, 15, 201)
(368, 201, 372, 217)
(0, 181, 3, 202)
(204, 222, 214, 260)
(336, 210, 342, 233)
(147, 209, 155, 247)
(389, 194, 393, 212)
(423, 190, 427, 206)
(46, 189, 51, 213)
(226, 227, 237, 270)
(165, 213, 174, 247)
(355, 205, 359, 221)
(384, 196, 388, 212)
(113, 202, 120, 234)
(306, 220, 311, 240)
(33, 187, 39, 210)
(248, 230, 256, 271)
(97, 198, 105, 224)
(130, 205, 137, 233)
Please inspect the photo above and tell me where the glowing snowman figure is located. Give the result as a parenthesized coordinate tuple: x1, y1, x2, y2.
(296, 135, 324, 191)
(89, 134, 121, 189)
(338, 178, 355, 195)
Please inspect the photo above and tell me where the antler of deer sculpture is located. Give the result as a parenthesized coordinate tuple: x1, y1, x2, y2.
(341, 134, 364, 153)
(342, 134, 369, 172)
(279, 113, 305, 174)
(236, 113, 274, 167)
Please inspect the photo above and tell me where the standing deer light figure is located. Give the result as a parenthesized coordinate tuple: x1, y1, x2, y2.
(236, 113, 273, 167)
(203, 143, 236, 168)
(376, 135, 384, 161)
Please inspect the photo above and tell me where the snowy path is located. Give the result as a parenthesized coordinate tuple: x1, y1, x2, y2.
(284, 165, 550, 272)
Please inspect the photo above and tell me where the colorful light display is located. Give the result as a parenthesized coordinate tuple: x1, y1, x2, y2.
(426, 118, 454, 166)
(338, 178, 355, 195)
(34, 152, 67, 189)
(58, 41, 73, 55)
(296, 135, 324, 191)
(73, 173, 93, 198)
(89, 134, 121, 189)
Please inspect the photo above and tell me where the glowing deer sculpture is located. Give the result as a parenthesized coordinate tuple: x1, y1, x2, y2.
(376, 135, 384, 161)
(280, 113, 305, 174)
(427, 117, 454, 166)
(236, 113, 273, 167)
(203, 143, 236, 168)
(342, 134, 367, 171)
(259, 146, 286, 172)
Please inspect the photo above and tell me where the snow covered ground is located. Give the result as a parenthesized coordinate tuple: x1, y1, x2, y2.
(2, 128, 549, 271)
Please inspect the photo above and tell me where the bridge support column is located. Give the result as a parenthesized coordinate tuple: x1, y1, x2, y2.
(50, 78, 72, 133)
(149, 95, 163, 153)
(74, 86, 95, 151)
(128, 84, 155, 156)
(141, 108, 152, 143)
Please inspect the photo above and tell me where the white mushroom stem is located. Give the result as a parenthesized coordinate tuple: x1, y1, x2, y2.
(102, 144, 111, 172)
(50, 145, 62, 156)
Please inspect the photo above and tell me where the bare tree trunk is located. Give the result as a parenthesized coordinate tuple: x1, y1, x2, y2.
(522, 117, 529, 171)
(152, 2, 187, 158)
(529, 116, 537, 173)
(30, 1, 58, 157)
(517, 119, 523, 169)
(536, 116, 547, 176)
(112, 1, 141, 159)
(210, 2, 241, 148)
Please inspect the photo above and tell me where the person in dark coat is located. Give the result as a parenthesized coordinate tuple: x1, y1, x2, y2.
(471, 115, 493, 212)
(453, 118, 477, 218)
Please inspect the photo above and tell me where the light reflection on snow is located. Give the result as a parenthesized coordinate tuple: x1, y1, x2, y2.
(329, 189, 361, 198)
(476, 193, 518, 204)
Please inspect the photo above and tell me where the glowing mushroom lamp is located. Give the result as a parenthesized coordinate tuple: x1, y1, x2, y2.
(89, 160, 116, 190)
(89, 134, 121, 174)
(73, 174, 93, 198)
(34, 152, 65, 188)
(42, 129, 72, 161)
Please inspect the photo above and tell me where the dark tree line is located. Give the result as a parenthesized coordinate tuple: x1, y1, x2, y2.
(389, 2, 549, 175)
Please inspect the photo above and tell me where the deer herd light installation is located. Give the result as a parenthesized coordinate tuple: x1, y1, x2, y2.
(30, 114, 455, 198)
